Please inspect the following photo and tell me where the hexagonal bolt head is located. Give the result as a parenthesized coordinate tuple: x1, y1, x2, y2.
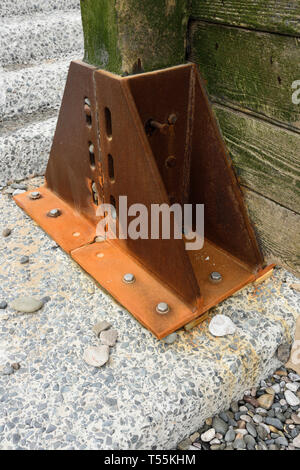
(47, 209, 61, 218)
(210, 272, 222, 283)
(29, 191, 41, 200)
(123, 273, 136, 284)
(156, 302, 170, 315)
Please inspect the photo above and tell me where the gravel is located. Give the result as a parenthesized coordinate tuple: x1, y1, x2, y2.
(179, 366, 300, 450)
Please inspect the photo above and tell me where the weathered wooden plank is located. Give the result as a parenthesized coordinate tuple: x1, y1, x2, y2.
(243, 189, 300, 276)
(191, 0, 300, 36)
(189, 21, 300, 129)
(80, 0, 188, 74)
(213, 105, 300, 214)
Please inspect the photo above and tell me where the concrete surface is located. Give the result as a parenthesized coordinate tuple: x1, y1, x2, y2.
(0, 116, 56, 187)
(1, 0, 80, 17)
(0, 12, 83, 66)
(0, 178, 299, 450)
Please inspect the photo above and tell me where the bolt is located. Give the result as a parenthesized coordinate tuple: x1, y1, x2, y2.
(210, 271, 222, 282)
(168, 113, 177, 125)
(84, 97, 91, 107)
(47, 209, 61, 218)
(89, 143, 94, 154)
(123, 273, 135, 284)
(84, 104, 91, 116)
(156, 302, 170, 315)
(29, 191, 41, 200)
(149, 120, 169, 135)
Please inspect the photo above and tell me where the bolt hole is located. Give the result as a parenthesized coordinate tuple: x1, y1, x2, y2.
(277, 76, 282, 85)
(91, 181, 99, 206)
(108, 154, 115, 182)
(84, 97, 92, 126)
(96, 253, 104, 258)
(73, 232, 80, 237)
(89, 142, 95, 169)
(165, 156, 176, 169)
(215, 43, 219, 50)
(105, 107, 112, 139)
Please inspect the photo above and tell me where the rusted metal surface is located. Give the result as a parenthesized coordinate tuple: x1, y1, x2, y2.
(14, 60, 271, 339)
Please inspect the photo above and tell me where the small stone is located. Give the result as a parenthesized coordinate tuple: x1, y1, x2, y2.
(233, 435, 246, 450)
(253, 414, 263, 424)
(205, 417, 212, 426)
(289, 373, 300, 382)
(210, 438, 221, 445)
(246, 422, 257, 437)
(276, 343, 292, 363)
(13, 189, 26, 196)
(189, 432, 200, 443)
(225, 429, 235, 442)
(100, 329, 118, 347)
(272, 383, 281, 394)
(235, 429, 248, 436)
(10, 296, 43, 314)
(286, 382, 299, 392)
(2, 228, 12, 237)
(244, 434, 256, 450)
(163, 333, 178, 345)
(11, 183, 27, 190)
(46, 424, 56, 434)
(20, 256, 29, 265)
(92, 320, 111, 337)
(244, 396, 259, 408)
(83, 345, 110, 368)
(275, 369, 288, 376)
(291, 413, 300, 425)
(178, 438, 192, 450)
(208, 314, 236, 337)
(240, 414, 252, 423)
(201, 428, 215, 442)
(0, 301, 7, 309)
(292, 435, 300, 448)
(284, 390, 300, 407)
(265, 417, 283, 430)
(257, 424, 270, 440)
(212, 416, 228, 435)
(11, 363, 20, 371)
(290, 283, 300, 293)
(257, 393, 274, 410)
(265, 387, 275, 396)
(275, 436, 288, 447)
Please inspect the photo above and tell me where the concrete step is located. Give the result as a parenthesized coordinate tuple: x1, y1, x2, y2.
(1, 58, 77, 121)
(1, 0, 80, 17)
(0, 112, 57, 187)
(0, 11, 83, 66)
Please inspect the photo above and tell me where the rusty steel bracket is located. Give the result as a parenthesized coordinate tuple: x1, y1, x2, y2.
(14, 60, 272, 339)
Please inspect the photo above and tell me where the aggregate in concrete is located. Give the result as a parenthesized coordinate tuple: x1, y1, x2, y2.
(0, 116, 56, 187)
(1, 0, 80, 18)
(0, 180, 299, 449)
(1, 57, 78, 121)
(0, 11, 83, 66)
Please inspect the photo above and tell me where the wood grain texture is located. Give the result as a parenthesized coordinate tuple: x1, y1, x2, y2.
(243, 188, 300, 276)
(191, 0, 300, 36)
(213, 105, 300, 214)
(189, 21, 300, 129)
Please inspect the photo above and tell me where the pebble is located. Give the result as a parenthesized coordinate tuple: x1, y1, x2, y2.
(83, 345, 110, 368)
(224, 429, 235, 442)
(189, 432, 200, 443)
(2, 228, 11, 237)
(201, 428, 215, 442)
(233, 435, 246, 450)
(257, 424, 270, 440)
(212, 416, 228, 435)
(276, 343, 291, 362)
(11, 363, 20, 371)
(178, 438, 192, 450)
(10, 296, 43, 313)
(275, 436, 288, 447)
(272, 384, 281, 394)
(208, 314, 236, 337)
(240, 414, 251, 423)
(257, 393, 274, 410)
(292, 435, 300, 448)
(100, 329, 118, 347)
(289, 373, 300, 382)
(244, 434, 256, 450)
(0, 301, 7, 309)
(163, 333, 178, 345)
(284, 390, 300, 407)
(12, 189, 26, 196)
(253, 414, 263, 424)
(291, 413, 300, 425)
(92, 320, 111, 337)
(265, 417, 283, 430)
(286, 382, 298, 393)
(246, 422, 257, 437)
(20, 256, 29, 265)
